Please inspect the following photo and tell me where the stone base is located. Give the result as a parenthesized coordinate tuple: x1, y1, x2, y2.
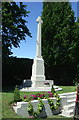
(32, 80, 53, 87)
(19, 79, 54, 88)
(31, 57, 46, 87)
(19, 85, 62, 92)
(31, 57, 45, 77)
(19, 79, 63, 92)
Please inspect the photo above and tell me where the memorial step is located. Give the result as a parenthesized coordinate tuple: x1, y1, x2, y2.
(67, 99, 76, 104)
(66, 95, 76, 100)
(61, 109, 74, 117)
(20, 86, 62, 92)
(60, 92, 76, 117)
(60, 92, 76, 97)
(63, 103, 75, 111)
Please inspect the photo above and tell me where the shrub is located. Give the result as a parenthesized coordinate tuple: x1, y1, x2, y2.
(51, 84, 56, 94)
(14, 85, 21, 102)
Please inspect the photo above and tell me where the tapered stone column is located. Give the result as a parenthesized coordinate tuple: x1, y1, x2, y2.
(31, 16, 45, 87)
(36, 16, 43, 58)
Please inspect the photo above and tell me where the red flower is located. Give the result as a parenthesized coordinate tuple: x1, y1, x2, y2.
(24, 95, 27, 99)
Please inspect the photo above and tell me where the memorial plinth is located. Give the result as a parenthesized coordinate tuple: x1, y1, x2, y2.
(31, 58, 46, 87)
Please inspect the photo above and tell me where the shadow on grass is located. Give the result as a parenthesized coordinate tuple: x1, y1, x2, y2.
(1, 118, 74, 120)
(2, 85, 15, 93)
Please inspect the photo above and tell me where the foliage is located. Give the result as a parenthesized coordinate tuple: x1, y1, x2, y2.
(27, 101, 34, 116)
(48, 98, 60, 110)
(27, 97, 44, 118)
(48, 93, 61, 111)
(51, 85, 56, 94)
(2, 2, 32, 57)
(36, 98, 44, 114)
(2, 57, 33, 86)
(41, 2, 79, 83)
(73, 80, 79, 86)
(14, 85, 21, 102)
(70, 21, 79, 83)
(23, 92, 54, 102)
(2, 56, 77, 86)
(42, 2, 76, 65)
(48, 86, 61, 111)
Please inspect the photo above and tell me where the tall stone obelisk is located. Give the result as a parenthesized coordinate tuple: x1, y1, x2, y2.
(31, 16, 45, 87)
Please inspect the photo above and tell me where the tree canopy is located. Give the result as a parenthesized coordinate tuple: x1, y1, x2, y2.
(42, 2, 78, 65)
(2, 2, 32, 57)
(41, 2, 79, 82)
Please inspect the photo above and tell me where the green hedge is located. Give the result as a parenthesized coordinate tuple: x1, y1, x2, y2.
(45, 63, 77, 86)
(2, 57, 78, 87)
(2, 57, 33, 86)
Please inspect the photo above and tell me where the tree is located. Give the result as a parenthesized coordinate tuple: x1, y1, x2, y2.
(70, 19, 79, 83)
(42, 2, 76, 66)
(41, 2, 79, 83)
(2, 2, 32, 57)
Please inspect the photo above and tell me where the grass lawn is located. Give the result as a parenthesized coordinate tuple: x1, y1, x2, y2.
(1, 86, 76, 119)
(57, 86, 76, 94)
(0, 92, 2, 120)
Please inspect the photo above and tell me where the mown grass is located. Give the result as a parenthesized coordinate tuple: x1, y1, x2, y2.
(57, 86, 76, 94)
(0, 92, 2, 120)
(2, 92, 22, 118)
(1, 86, 76, 119)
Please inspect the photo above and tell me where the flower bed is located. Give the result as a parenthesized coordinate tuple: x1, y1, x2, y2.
(23, 91, 54, 102)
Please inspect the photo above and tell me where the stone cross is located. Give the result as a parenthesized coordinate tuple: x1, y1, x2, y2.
(36, 16, 43, 58)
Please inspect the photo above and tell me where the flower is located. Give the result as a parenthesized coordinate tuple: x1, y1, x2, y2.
(37, 93, 41, 96)
(30, 94, 38, 99)
(23, 92, 54, 102)
(30, 94, 34, 97)
(47, 92, 53, 97)
(24, 95, 27, 99)
(39, 95, 42, 98)
(49, 93, 53, 97)
(47, 91, 51, 94)
(33, 95, 37, 98)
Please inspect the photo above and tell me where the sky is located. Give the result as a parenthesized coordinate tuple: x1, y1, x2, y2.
(11, 1, 79, 59)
